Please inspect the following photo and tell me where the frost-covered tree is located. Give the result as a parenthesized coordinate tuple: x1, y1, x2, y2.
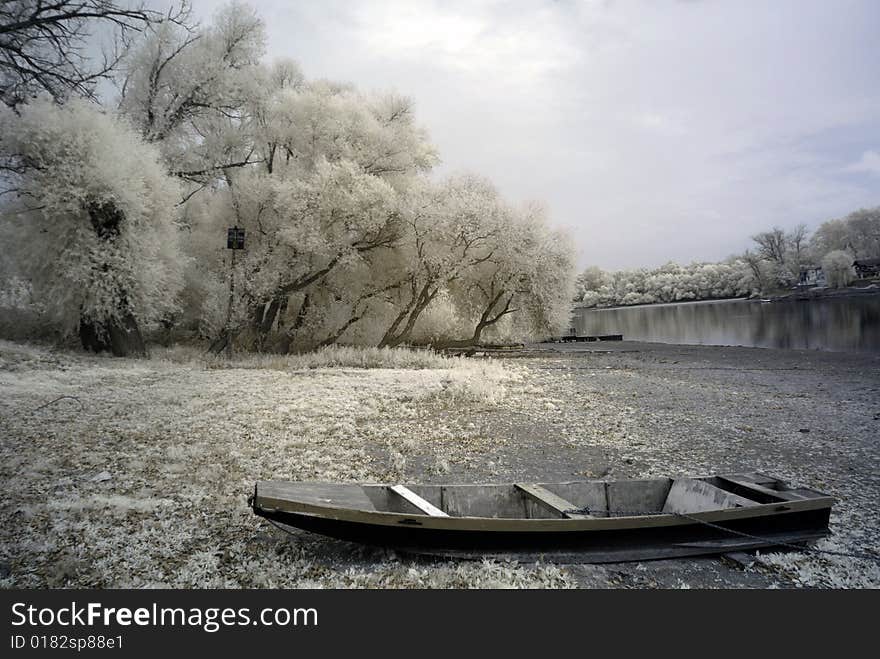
(750, 227, 799, 287)
(0, 1, 576, 354)
(0, 0, 186, 107)
(843, 208, 880, 260)
(751, 227, 788, 265)
(184, 75, 438, 351)
(0, 98, 184, 355)
(251, 80, 436, 186)
(821, 250, 855, 288)
(787, 223, 810, 276)
(810, 208, 880, 262)
(574, 258, 754, 308)
(445, 202, 574, 345)
(376, 175, 505, 348)
(117, 1, 265, 181)
(575, 266, 607, 302)
(810, 218, 851, 257)
(247, 160, 403, 350)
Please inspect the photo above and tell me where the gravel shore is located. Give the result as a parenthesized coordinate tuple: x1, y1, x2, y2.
(452, 341, 880, 587)
(1, 339, 878, 588)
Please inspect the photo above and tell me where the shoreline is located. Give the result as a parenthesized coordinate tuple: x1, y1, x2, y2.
(574, 295, 749, 311)
(537, 338, 879, 356)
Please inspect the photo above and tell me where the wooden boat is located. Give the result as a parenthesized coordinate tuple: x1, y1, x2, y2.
(251, 472, 834, 562)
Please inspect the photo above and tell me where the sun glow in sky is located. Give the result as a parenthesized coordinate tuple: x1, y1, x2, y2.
(187, 0, 880, 269)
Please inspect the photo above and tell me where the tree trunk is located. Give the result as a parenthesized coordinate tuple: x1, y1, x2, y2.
(79, 319, 109, 353)
(107, 312, 146, 357)
(433, 293, 515, 350)
(79, 312, 146, 357)
(378, 305, 412, 348)
(79, 200, 146, 357)
(260, 296, 282, 335)
(277, 294, 311, 354)
(379, 282, 437, 348)
(248, 297, 276, 351)
(208, 331, 230, 355)
(433, 324, 486, 350)
(276, 296, 289, 330)
(317, 312, 363, 348)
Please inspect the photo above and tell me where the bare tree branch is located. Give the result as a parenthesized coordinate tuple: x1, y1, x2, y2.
(1, 0, 192, 107)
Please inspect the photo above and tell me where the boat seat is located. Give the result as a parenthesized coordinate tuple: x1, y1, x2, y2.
(256, 481, 378, 511)
(389, 485, 448, 517)
(718, 475, 815, 502)
(663, 478, 757, 513)
(515, 483, 593, 518)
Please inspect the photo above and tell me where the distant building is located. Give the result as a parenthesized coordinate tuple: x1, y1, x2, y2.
(798, 266, 826, 287)
(853, 258, 880, 280)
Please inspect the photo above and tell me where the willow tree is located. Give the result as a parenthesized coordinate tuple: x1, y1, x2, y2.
(822, 250, 855, 288)
(376, 175, 506, 348)
(444, 202, 575, 346)
(184, 76, 437, 351)
(117, 1, 266, 186)
(0, 98, 184, 355)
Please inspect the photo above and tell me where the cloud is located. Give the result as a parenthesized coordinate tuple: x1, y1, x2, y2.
(845, 150, 880, 176)
(187, 0, 880, 269)
(349, 0, 582, 87)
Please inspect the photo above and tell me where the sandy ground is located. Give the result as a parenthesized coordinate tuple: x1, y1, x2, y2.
(1, 339, 878, 588)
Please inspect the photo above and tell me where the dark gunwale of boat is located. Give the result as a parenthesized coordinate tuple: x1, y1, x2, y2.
(251, 473, 835, 562)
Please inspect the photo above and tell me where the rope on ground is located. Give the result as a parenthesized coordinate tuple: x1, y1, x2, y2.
(31, 395, 83, 413)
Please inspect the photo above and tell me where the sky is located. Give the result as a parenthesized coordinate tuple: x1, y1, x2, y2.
(186, 0, 880, 269)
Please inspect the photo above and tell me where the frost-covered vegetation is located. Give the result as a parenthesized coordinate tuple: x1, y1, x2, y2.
(0, 2, 575, 358)
(0, 99, 184, 354)
(0, 339, 577, 588)
(821, 250, 856, 289)
(156, 344, 469, 370)
(575, 260, 754, 308)
(575, 210, 880, 307)
(2, 338, 878, 589)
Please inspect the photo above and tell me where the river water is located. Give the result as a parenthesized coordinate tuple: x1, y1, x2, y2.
(572, 295, 880, 353)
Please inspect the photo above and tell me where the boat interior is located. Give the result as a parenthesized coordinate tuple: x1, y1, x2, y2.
(259, 473, 827, 520)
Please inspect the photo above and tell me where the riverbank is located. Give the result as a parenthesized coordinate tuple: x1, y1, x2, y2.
(574, 283, 880, 311)
(1, 339, 878, 588)
(762, 283, 880, 303)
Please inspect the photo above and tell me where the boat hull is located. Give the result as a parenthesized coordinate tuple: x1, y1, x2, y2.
(253, 505, 832, 562)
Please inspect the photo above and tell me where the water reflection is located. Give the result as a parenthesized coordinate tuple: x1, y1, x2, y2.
(573, 297, 880, 353)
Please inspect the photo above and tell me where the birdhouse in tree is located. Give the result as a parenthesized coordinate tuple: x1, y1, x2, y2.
(227, 227, 245, 250)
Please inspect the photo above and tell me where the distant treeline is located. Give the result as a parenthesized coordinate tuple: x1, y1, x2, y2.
(576, 207, 880, 308)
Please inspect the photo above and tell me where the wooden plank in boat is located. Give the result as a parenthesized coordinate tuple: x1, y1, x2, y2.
(542, 481, 608, 517)
(663, 478, 758, 514)
(389, 485, 448, 517)
(719, 475, 813, 502)
(257, 481, 377, 511)
(514, 483, 592, 519)
(734, 472, 778, 485)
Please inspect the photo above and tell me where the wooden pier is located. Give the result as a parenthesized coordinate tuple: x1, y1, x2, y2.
(555, 334, 623, 343)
